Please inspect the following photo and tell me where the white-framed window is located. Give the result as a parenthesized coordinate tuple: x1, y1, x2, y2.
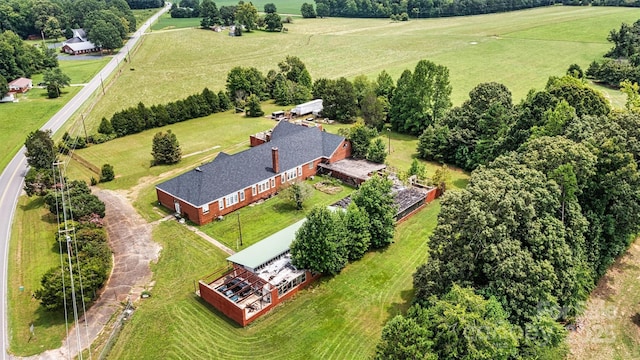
(271, 178, 275, 187)
(308, 161, 314, 169)
(297, 166, 302, 176)
(225, 193, 239, 207)
(286, 169, 297, 181)
(281, 173, 285, 183)
(203, 203, 210, 214)
(252, 185, 257, 196)
(239, 190, 245, 201)
(219, 199, 224, 210)
(258, 180, 270, 193)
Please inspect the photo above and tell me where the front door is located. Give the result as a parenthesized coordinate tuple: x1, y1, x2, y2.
(174, 200, 181, 214)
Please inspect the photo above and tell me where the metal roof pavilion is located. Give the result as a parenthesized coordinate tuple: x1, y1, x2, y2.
(226, 218, 307, 270)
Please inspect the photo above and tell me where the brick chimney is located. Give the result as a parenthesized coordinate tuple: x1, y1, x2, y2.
(272, 147, 280, 173)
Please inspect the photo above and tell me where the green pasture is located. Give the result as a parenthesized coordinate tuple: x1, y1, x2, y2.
(0, 58, 108, 173)
(104, 200, 440, 359)
(83, 6, 640, 129)
(7, 196, 67, 356)
(200, 176, 354, 250)
(151, 13, 201, 30)
(215, 0, 306, 14)
(69, 108, 278, 190)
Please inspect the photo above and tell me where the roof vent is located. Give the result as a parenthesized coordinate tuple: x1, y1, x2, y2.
(195, 167, 202, 172)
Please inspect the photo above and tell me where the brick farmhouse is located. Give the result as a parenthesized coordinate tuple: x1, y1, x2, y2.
(156, 121, 352, 225)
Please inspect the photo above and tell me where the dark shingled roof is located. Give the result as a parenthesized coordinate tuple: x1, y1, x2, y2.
(156, 121, 345, 207)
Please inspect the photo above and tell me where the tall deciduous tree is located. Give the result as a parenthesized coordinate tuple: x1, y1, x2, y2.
(360, 93, 387, 130)
(151, 130, 182, 165)
(43, 67, 71, 98)
(281, 181, 313, 210)
(263, 12, 282, 32)
(413, 158, 589, 326)
(264, 3, 277, 13)
(316, 3, 329, 18)
(377, 285, 521, 360)
(312, 77, 357, 123)
(300, 3, 316, 18)
(226, 66, 267, 101)
(87, 19, 122, 52)
(351, 174, 395, 248)
(278, 55, 312, 88)
(25, 130, 56, 170)
(0, 74, 7, 97)
(245, 93, 264, 117)
(347, 121, 377, 158)
(235, 2, 258, 31)
(366, 138, 387, 163)
(375, 69, 395, 101)
(389, 60, 452, 135)
(343, 202, 370, 261)
(200, 0, 221, 27)
(290, 206, 347, 275)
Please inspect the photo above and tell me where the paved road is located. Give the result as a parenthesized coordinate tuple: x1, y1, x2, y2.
(0, 4, 170, 359)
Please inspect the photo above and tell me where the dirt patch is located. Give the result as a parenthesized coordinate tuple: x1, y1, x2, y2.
(314, 181, 342, 195)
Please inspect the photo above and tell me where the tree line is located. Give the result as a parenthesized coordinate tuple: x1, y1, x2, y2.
(126, 0, 164, 9)
(22, 130, 111, 312)
(0, 30, 58, 86)
(375, 71, 640, 357)
(97, 88, 231, 139)
(587, 18, 640, 87)
(309, 0, 554, 19)
(172, 0, 291, 33)
(304, 0, 640, 20)
(0, 0, 137, 41)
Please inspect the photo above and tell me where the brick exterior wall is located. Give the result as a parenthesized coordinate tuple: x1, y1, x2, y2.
(199, 270, 321, 327)
(156, 138, 352, 226)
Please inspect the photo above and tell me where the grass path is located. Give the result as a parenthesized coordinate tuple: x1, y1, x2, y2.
(7, 197, 67, 355)
(567, 238, 640, 360)
(106, 200, 440, 359)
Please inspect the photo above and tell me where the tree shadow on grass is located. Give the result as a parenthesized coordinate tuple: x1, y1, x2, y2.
(271, 202, 298, 214)
(32, 304, 67, 331)
(385, 288, 415, 322)
(452, 178, 469, 189)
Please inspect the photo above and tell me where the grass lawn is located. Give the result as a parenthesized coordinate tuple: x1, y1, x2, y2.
(69, 109, 277, 190)
(83, 6, 640, 129)
(0, 58, 108, 173)
(104, 200, 440, 359)
(200, 176, 354, 250)
(7, 196, 67, 356)
(151, 13, 200, 30)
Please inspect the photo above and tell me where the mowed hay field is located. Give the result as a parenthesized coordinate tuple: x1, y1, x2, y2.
(106, 201, 440, 360)
(83, 6, 640, 130)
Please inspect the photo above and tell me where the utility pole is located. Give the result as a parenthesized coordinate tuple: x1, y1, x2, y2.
(100, 74, 105, 94)
(81, 114, 88, 140)
(237, 212, 243, 247)
(387, 128, 391, 154)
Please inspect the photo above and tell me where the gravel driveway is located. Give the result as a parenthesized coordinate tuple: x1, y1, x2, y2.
(12, 190, 161, 360)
